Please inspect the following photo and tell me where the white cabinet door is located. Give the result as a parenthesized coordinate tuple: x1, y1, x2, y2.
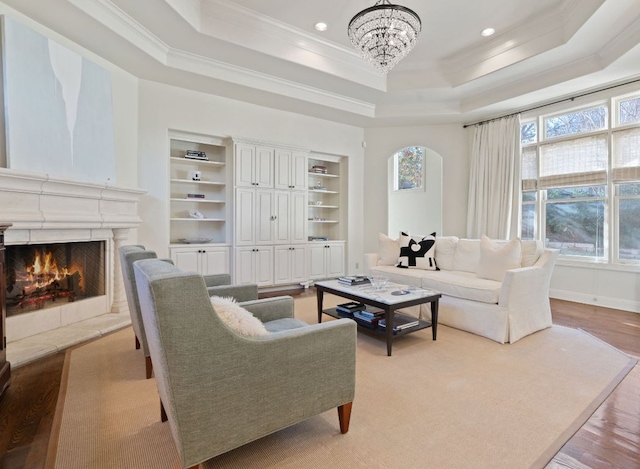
(290, 191, 308, 243)
(234, 247, 255, 284)
(307, 243, 344, 280)
(201, 248, 230, 275)
(291, 151, 308, 190)
(326, 243, 345, 277)
(290, 245, 307, 283)
(275, 150, 307, 190)
(255, 247, 273, 286)
(171, 247, 230, 275)
(274, 245, 307, 285)
(234, 246, 273, 285)
(273, 246, 290, 284)
(274, 149, 292, 190)
(255, 189, 274, 245)
(235, 188, 255, 245)
(172, 249, 200, 272)
(273, 190, 290, 244)
(255, 147, 274, 188)
(308, 244, 327, 279)
(235, 143, 255, 187)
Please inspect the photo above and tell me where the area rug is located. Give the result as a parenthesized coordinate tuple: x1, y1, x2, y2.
(50, 294, 636, 469)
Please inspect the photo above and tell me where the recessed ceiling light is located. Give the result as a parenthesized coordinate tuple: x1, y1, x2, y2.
(481, 28, 495, 37)
(315, 22, 328, 32)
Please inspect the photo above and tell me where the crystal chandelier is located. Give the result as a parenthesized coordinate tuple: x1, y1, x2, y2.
(348, 0, 422, 74)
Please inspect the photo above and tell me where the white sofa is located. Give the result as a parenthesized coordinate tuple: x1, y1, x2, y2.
(364, 236, 559, 344)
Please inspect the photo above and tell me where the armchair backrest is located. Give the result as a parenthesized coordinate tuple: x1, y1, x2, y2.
(133, 258, 243, 465)
(119, 245, 158, 357)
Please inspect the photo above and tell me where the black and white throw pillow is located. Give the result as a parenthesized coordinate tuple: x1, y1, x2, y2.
(397, 231, 439, 270)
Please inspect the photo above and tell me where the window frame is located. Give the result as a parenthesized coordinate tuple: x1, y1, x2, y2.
(519, 91, 640, 266)
(393, 146, 425, 192)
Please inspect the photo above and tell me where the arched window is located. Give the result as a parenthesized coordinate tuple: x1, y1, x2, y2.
(393, 146, 424, 191)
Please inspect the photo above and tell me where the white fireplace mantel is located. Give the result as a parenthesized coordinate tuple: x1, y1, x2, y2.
(0, 167, 146, 344)
(0, 167, 144, 240)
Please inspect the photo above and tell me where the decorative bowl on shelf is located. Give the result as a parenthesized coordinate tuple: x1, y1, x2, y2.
(179, 238, 213, 244)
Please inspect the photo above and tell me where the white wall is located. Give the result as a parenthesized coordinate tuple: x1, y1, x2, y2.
(137, 80, 365, 273)
(387, 148, 443, 237)
(363, 124, 469, 254)
(0, 3, 139, 244)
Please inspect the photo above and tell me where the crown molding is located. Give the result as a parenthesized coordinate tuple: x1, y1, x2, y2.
(440, 0, 604, 87)
(167, 49, 376, 117)
(163, 0, 201, 30)
(68, 0, 170, 62)
(197, 0, 386, 91)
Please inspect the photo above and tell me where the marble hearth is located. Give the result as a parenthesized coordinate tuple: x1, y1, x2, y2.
(0, 168, 145, 365)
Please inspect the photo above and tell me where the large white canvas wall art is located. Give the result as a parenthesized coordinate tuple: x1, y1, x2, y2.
(2, 16, 116, 184)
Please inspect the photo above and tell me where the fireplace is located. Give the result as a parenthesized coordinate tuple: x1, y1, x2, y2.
(0, 168, 145, 345)
(5, 241, 106, 317)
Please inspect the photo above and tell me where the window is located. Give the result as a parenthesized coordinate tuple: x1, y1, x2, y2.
(545, 186, 606, 258)
(520, 92, 640, 264)
(617, 183, 640, 260)
(521, 191, 536, 240)
(544, 105, 607, 139)
(394, 146, 424, 191)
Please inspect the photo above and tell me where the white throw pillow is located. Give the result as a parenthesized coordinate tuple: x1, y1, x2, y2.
(434, 236, 458, 271)
(210, 296, 269, 336)
(477, 236, 522, 282)
(397, 232, 439, 270)
(521, 240, 543, 267)
(378, 233, 399, 266)
(453, 239, 481, 273)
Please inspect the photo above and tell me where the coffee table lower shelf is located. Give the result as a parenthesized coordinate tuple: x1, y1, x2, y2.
(323, 308, 433, 336)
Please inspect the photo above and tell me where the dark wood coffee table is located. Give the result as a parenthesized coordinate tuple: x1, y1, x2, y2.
(315, 279, 441, 356)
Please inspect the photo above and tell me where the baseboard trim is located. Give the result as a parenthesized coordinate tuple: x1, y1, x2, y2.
(550, 289, 640, 314)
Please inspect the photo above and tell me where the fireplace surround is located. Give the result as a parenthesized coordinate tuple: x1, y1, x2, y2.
(0, 168, 144, 343)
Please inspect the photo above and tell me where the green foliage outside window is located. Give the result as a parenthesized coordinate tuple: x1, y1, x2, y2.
(395, 146, 424, 190)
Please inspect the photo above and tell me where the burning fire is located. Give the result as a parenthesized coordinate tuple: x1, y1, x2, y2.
(18, 251, 84, 294)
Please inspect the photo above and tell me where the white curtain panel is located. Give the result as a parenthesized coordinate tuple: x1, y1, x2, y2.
(467, 114, 521, 239)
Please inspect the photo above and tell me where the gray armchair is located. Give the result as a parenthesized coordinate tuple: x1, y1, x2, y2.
(119, 245, 259, 379)
(133, 258, 356, 469)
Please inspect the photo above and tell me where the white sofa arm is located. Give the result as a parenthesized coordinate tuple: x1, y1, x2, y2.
(364, 253, 379, 274)
(499, 249, 560, 342)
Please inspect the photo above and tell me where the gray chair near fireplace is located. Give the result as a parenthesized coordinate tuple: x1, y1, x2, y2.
(133, 258, 356, 469)
(119, 245, 259, 379)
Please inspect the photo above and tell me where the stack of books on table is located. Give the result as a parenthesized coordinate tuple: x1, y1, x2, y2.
(337, 276, 370, 286)
(378, 313, 420, 333)
(335, 302, 365, 317)
(352, 307, 385, 328)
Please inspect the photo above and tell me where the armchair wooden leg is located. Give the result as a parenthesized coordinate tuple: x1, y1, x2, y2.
(161, 400, 168, 422)
(135, 335, 140, 350)
(337, 402, 353, 434)
(145, 356, 153, 379)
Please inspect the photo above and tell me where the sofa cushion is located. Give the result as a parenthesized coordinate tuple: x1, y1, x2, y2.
(477, 236, 522, 282)
(521, 240, 543, 267)
(377, 233, 399, 266)
(210, 296, 269, 336)
(369, 265, 501, 304)
(419, 270, 501, 304)
(397, 232, 438, 270)
(453, 239, 481, 273)
(434, 236, 458, 271)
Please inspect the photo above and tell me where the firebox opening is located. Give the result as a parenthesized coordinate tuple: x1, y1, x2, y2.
(5, 241, 106, 317)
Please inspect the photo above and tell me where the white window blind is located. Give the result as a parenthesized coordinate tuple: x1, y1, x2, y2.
(539, 135, 607, 188)
(612, 127, 640, 182)
(521, 146, 537, 190)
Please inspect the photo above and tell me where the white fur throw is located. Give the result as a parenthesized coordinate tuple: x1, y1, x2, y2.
(210, 296, 269, 336)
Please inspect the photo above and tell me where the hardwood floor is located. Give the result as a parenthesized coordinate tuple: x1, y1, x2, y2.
(0, 294, 638, 469)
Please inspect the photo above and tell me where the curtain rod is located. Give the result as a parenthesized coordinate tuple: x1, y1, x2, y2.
(462, 77, 640, 128)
